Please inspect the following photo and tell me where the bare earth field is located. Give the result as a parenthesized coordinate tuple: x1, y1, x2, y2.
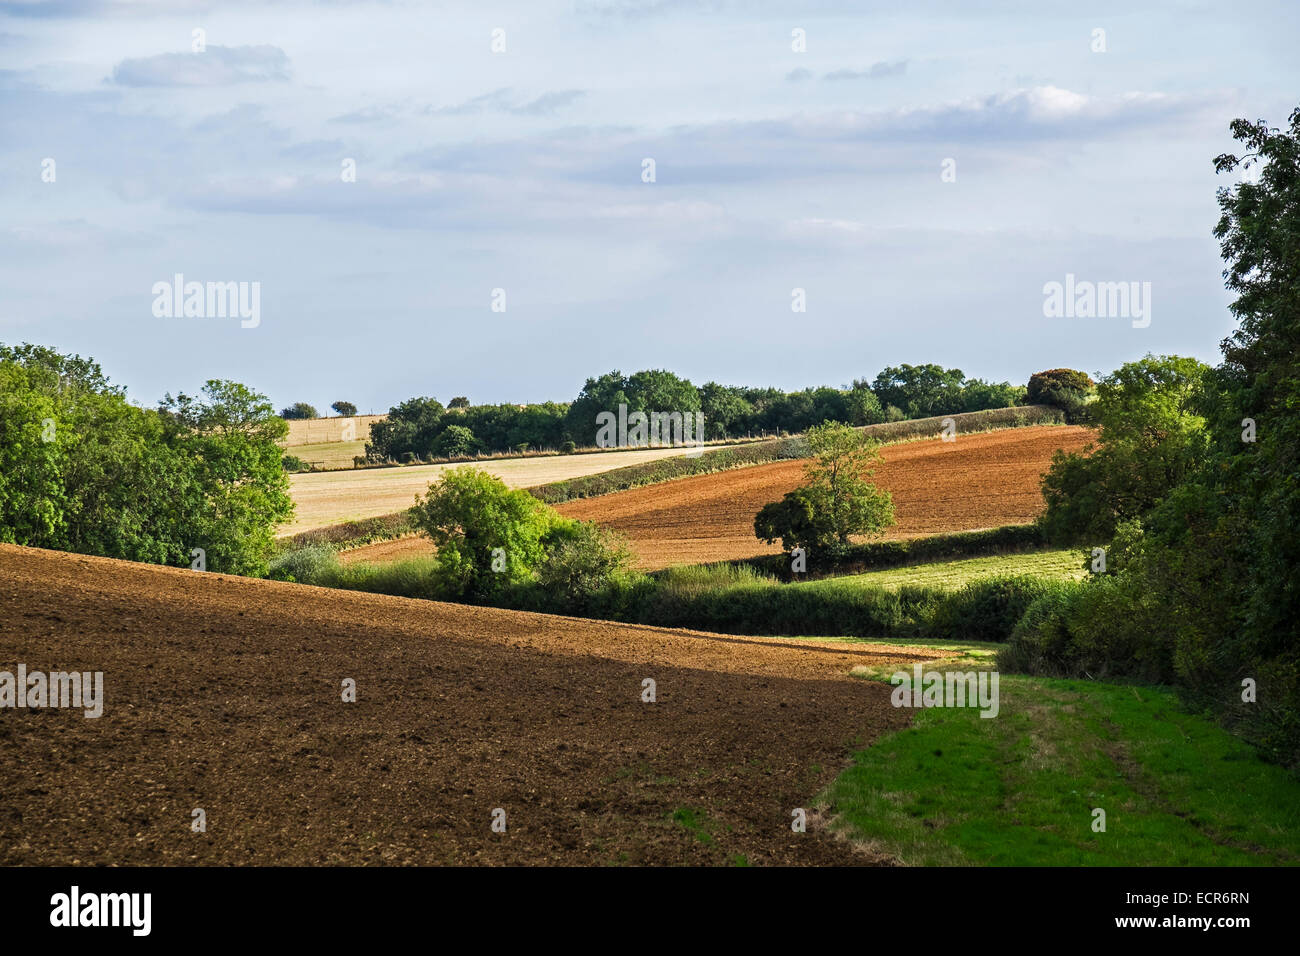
(0, 544, 939, 866)
(557, 425, 1093, 569)
(346, 425, 1093, 570)
(284, 445, 703, 536)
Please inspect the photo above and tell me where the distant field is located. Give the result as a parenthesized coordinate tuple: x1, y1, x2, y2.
(804, 550, 1087, 592)
(283, 445, 704, 536)
(287, 440, 367, 469)
(555, 425, 1093, 570)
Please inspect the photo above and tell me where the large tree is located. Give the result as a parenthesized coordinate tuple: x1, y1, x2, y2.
(755, 421, 895, 550)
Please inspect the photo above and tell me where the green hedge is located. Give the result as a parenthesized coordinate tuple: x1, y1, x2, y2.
(727, 524, 1049, 580)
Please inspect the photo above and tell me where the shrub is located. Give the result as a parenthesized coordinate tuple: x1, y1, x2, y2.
(280, 402, 319, 420)
(268, 545, 339, 584)
(412, 466, 561, 599)
(433, 424, 478, 458)
(282, 454, 311, 473)
(560, 440, 577, 454)
(928, 574, 1068, 643)
(998, 575, 1174, 683)
(536, 521, 635, 609)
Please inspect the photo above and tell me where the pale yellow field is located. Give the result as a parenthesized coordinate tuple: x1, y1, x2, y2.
(283, 445, 703, 535)
(285, 440, 368, 469)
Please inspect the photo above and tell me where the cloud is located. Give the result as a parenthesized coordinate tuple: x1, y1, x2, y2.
(425, 88, 585, 116)
(824, 60, 908, 81)
(110, 45, 290, 87)
(511, 90, 585, 116)
(786, 68, 814, 83)
(329, 105, 398, 124)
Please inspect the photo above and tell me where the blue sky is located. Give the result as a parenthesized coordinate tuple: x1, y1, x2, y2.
(2, 0, 1297, 412)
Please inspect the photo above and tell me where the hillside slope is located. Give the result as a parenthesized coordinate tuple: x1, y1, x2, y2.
(0, 544, 937, 866)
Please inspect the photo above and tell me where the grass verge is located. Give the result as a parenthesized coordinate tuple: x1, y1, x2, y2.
(820, 669, 1300, 865)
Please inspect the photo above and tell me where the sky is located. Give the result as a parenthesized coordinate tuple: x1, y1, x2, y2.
(1, 0, 1297, 413)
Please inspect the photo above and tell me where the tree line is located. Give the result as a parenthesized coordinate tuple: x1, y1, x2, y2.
(363, 364, 1044, 462)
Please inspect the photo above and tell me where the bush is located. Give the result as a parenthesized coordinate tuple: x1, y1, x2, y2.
(536, 521, 635, 609)
(560, 440, 577, 454)
(929, 574, 1068, 643)
(998, 575, 1174, 683)
(411, 466, 562, 599)
(1027, 369, 1095, 424)
(433, 424, 478, 458)
(268, 545, 339, 584)
(282, 454, 311, 473)
(280, 402, 319, 420)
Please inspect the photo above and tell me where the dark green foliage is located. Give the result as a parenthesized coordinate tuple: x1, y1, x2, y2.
(535, 521, 635, 611)
(1006, 109, 1300, 770)
(331, 401, 357, 417)
(1038, 354, 1211, 543)
(929, 575, 1065, 644)
(282, 454, 311, 473)
(280, 402, 319, 420)
(0, 344, 293, 576)
(1027, 368, 1095, 422)
(433, 424, 478, 458)
(738, 524, 1049, 579)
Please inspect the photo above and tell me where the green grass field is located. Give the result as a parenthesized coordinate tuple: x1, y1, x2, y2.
(799, 549, 1086, 593)
(819, 662, 1300, 865)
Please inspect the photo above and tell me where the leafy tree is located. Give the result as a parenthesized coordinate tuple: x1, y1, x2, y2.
(564, 369, 699, 443)
(871, 364, 966, 418)
(1, 345, 292, 576)
(846, 379, 885, 425)
(158, 380, 295, 576)
(959, 379, 1026, 412)
(280, 402, 319, 420)
(1027, 368, 1094, 403)
(754, 486, 822, 552)
(698, 381, 754, 439)
(433, 424, 478, 458)
(448, 396, 470, 409)
(331, 401, 357, 417)
(754, 421, 895, 549)
(411, 467, 563, 599)
(1038, 355, 1210, 543)
(365, 396, 444, 460)
(1027, 368, 1095, 422)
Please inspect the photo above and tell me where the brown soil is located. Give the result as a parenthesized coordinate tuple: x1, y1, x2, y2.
(0, 543, 944, 866)
(560, 425, 1092, 569)
(340, 425, 1091, 570)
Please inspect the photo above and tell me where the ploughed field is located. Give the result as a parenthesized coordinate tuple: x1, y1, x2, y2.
(345, 425, 1092, 570)
(557, 425, 1092, 569)
(0, 544, 940, 866)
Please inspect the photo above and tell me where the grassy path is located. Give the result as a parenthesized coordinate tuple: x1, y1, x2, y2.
(817, 654, 1300, 865)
